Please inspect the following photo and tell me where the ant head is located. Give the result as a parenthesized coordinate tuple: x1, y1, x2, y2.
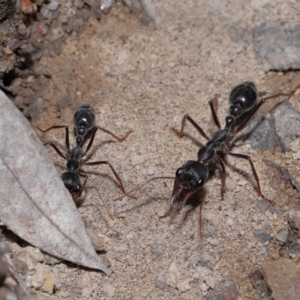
(61, 172, 81, 195)
(175, 160, 208, 190)
(229, 82, 257, 118)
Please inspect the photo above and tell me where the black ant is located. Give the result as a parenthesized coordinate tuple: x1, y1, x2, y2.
(163, 81, 300, 218)
(39, 103, 133, 213)
(113, 82, 299, 220)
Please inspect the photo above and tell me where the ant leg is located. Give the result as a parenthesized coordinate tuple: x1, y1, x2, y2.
(171, 114, 210, 141)
(44, 142, 67, 160)
(113, 176, 175, 202)
(159, 206, 173, 220)
(113, 176, 175, 201)
(91, 188, 114, 219)
(159, 179, 180, 219)
(234, 86, 300, 135)
(216, 156, 226, 199)
(84, 160, 128, 195)
(38, 125, 70, 152)
(208, 95, 221, 129)
(84, 126, 133, 155)
(80, 173, 114, 220)
(228, 152, 272, 203)
(177, 190, 198, 212)
(198, 198, 204, 238)
(95, 126, 133, 142)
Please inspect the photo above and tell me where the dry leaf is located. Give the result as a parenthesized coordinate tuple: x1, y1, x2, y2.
(0, 90, 112, 276)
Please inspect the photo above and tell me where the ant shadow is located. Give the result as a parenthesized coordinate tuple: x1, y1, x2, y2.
(82, 139, 121, 162)
(180, 132, 204, 149)
(114, 184, 207, 236)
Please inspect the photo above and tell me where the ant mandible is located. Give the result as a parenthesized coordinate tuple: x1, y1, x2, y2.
(39, 103, 133, 211)
(161, 81, 300, 218)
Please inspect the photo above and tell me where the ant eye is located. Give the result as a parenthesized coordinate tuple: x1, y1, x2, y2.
(196, 179, 204, 187)
(176, 168, 183, 178)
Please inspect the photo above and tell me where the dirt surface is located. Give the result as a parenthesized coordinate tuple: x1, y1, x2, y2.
(2, 1, 300, 299)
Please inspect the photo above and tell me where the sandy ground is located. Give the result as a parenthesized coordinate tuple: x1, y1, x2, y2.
(7, 1, 300, 299)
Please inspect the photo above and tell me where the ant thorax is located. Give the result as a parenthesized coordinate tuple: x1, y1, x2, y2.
(69, 146, 83, 161)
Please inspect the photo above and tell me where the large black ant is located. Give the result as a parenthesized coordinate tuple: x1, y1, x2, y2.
(113, 82, 299, 220)
(163, 81, 300, 218)
(39, 103, 133, 213)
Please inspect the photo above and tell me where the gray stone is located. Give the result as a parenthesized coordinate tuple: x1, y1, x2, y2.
(206, 281, 239, 300)
(48, 1, 60, 11)
(262, 258, 300, 300)
(74, 0, 84, 9)
(176, 279, 191, 292)
(0, 241, 11, 254)
(249, 269, 264, 288)
(273, 102, 300, 151)
(253, 22, 300, 71)
(253, 229, 272, 243)
(43, 253, 61, 265)
(59, 15, 68, 24)
(101, 0, 114, 14)
(275, 229, 289, 243)
(256, 200, 270, 212)
(248, 115, 277, 150)
(0, 287, 18, 300)
(288, 211, 300, 230)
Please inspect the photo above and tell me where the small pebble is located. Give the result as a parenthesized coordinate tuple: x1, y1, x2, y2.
(275, 229, 289, 243)
(74, 0, 84, 8)
(166, 262, 180, 288)
(103, 284, 115, 297)
(147, 166, 155, 175)
(288, 211, 300, 230)
(176, 279, 191, 292)
(253, 229, 272, 243)
(101, 0, 114, 14)
(256, 200, 270, 212)
(200, 282, 209, 295)
(226, 217, 234, 227)
(20, 0, 33, 14)
(48, 1, 60, 11)
(59, 15, 68, 24)
(40, 270, 56, 294)
(205, 276, 216, 289)
(0, 241, 11, 254)
(206, 281, 239, 300)
(40, 7, 50, 18)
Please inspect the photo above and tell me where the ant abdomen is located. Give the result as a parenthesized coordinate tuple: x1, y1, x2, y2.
(229, 82, 258, 118)
(73, 103, 95, 137)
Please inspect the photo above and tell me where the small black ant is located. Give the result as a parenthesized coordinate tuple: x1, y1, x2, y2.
(39, 103, 133, 213)
(163, 81, 300, 218)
